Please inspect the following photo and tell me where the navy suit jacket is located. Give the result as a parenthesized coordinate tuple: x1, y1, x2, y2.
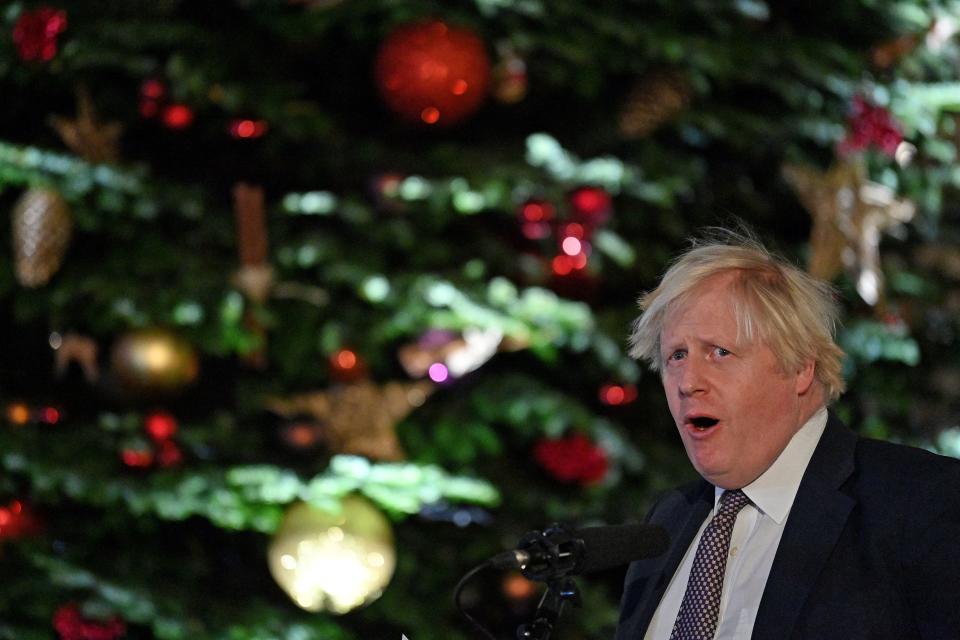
(614, 413, 960, 639)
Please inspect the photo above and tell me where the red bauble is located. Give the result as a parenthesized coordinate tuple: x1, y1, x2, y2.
(329, 348, 368, 382)
(598, 383, 638, 406)
(518, 199, 555, 240)
(838, 95, 903, 157)
(569, 186, 612, 226)
(162, 104, 194, 129)
(533, 433, 608, 486)
(374, 20, 491, 126)
(139, 78, 167, 118)
(53, 603, 126, 640)
(155, 440, 183, 467)
(140, 78, 166, 101)
(12, 7, 67, 62)
(121, 447, 154, 468)
(144, 411, 178, 442)
(229, 118, 269, 139)
(0, 500, 42, 540)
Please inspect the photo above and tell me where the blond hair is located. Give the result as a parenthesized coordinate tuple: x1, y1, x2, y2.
(628, 230, 846, 402)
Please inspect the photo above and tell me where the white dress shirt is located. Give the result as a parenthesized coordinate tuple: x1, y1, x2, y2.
(643, 407, 828, 640)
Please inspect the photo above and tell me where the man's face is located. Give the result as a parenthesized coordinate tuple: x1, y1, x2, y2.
(658, 273, 814, 489)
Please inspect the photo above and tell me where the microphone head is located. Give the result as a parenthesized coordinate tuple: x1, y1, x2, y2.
(573, 523, 669, 574)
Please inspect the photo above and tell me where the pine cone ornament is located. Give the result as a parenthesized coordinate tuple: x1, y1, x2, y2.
(618, 69, 692, 139)
(12, 188, 73, 287)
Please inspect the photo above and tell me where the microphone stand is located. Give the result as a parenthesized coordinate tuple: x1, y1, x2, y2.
(515, 576, 581, 640)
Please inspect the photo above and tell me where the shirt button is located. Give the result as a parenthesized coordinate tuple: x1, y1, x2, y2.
(730, 546, 738, 557)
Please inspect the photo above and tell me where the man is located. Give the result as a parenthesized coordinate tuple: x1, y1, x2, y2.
(614, 232, 960, 639)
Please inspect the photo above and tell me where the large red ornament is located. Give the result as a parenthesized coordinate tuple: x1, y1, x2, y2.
(12, 7, 67, 62)
(374, 20, 491, 126)
(533, 433, 608, 486)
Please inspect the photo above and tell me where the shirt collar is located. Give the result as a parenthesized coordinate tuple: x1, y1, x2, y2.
(713, 406, 828, 524)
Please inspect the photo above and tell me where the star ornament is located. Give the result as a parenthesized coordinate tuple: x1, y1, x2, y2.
(49, 87, 123, 164)
(783, 158, 915, 306)
(267, 380, 434, 461)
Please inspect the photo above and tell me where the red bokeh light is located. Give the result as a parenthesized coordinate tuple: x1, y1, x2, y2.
(122, 449, 154, 468)
(141, 78, 166, 100)
(521, 222, 551, 240)
(40, 407, 60, 424)
(520, 200, 555, 223)
(334, 349, 357, 370)
(145, 411, 178, 442)
(156, 440, 183, 467)
(559, 222, 586, 239)
(162, 104, 194, 129)
(599, 383, 638, 406)
(569, 186, 612, 224)
(229, 118, 269, 139)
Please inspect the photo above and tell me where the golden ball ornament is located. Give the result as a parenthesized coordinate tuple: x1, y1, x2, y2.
(109, 328, 199, 396)
(267, 495, 396, 614)
(12, 187, 73, 287)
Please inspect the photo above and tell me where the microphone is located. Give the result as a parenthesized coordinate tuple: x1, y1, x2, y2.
(490, 522, 669, 581)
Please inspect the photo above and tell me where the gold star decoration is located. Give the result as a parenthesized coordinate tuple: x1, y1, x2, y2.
(783, 157, 915, 307)
(49, 86, 123, 164)
(266, 380, 434, 461)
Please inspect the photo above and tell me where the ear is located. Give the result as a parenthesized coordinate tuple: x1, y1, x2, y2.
(794, 358, 816, 396)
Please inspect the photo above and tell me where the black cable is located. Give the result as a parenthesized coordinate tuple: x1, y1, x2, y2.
(453, 560, 500, 640)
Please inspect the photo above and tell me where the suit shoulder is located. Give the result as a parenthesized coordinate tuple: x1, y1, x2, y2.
(856, 437, 960, 472)
(853, 437, 960, 497)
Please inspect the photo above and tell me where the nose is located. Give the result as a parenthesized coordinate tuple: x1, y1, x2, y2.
(678, 358, 707, 397)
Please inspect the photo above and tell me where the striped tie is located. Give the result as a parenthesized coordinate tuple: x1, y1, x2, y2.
(669, 489, 750, 640)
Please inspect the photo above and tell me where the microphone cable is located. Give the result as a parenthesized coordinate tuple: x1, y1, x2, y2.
(453, 559, 500, 640)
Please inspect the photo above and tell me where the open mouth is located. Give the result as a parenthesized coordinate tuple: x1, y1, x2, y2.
(688, 416, 719, 430)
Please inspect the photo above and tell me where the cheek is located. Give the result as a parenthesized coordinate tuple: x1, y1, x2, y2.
(739, 376, 794, 424)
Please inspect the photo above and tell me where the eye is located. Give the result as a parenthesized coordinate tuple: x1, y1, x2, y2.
(713, 346, 732, 358)
(667, 349, 686, 362)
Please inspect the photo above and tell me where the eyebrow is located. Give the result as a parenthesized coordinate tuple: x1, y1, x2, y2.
(661, 333, 737, 354)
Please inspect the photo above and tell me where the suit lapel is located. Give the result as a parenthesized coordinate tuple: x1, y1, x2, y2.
(752, 413, 857, 638)
(633, 481, 714, 635)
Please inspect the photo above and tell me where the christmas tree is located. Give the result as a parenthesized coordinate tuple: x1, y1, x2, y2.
(2, 1, 960, 638)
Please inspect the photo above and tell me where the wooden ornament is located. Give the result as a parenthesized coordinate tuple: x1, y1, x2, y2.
(783, 158, 915, 307)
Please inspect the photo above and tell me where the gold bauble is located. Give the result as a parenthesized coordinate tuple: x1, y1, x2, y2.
(12, 188, 73, 287)
(110, 328, 199, 396)
(268, 495, 396, 614)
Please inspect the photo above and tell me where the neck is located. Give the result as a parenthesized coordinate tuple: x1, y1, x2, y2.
(796, 385, 827, 431)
